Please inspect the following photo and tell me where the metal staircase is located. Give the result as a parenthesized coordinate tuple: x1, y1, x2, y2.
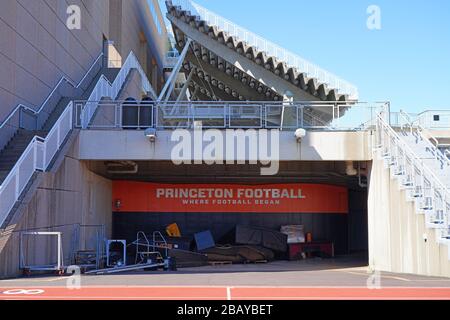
(398, 131, 450, 187)
(0, 51, 157, 228)
(375, 113, 450, 249)
(398, 110, 450, 179)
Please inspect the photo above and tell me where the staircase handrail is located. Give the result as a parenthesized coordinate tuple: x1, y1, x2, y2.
(399, 110, 450, 167)
(0, 102, 73, 227)
(377, 113, 450, 199)
(0, 53, 104, 132)
(1, 50, 156, 228)
(80, 51, 158, 128)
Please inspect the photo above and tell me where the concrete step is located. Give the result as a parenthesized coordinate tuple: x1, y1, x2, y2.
(0, 158, 25, 165)
(0, 170, 9, 182)
(0, 129, 49, 185)
(2, 146, 31, 153)
(0, 165, 17, 172)
(41, 97, 74, 132)
(0, 66, 120, 187)
(80, 67, 120, 100)
(102, 68, 121, 83)
(1, 136, 41, 155)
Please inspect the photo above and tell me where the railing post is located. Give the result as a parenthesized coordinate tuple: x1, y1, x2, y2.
(152, 104, 155, 128)
(189, 101, 193, 128)
(19, 107, 23, 129)
(115, 103, 120, 128)
(15, 169, 19, 199)
(56, 119, 61, 148)
(387, 102, 391, 125)
(43, 141, 47, 170)
(137, 104, 141, 129)
(226, 103, 230, 128)
(33, 139, 37, 170)
(81, 105, 86, 130)
(69, 102, 73, 130)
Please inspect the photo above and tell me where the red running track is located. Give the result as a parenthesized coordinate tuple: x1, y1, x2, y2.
(1, 286, 450, 300)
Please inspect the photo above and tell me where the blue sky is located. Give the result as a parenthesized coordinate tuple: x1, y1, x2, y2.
(161, 0, 450, 113)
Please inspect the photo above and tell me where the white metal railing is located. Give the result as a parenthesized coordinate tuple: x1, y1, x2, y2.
(0, 53, 104, 151)
(376, 113, 450, 238)
(0, 103, 73, 227)
(389, 111, 418, 128)
(76, 100, 386, 130)
(1, 50, 156, 228)
(416, 110, 450, 130)
(391, 110, 450, 130)
(399, 110, 450, 168)
(80, 52, 157, 128)
(168, 0, 359, 99)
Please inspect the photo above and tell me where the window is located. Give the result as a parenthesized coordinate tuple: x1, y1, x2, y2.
(433, 115, 440, 121)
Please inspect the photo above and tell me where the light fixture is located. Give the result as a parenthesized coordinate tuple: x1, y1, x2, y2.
(284, 90, 294, 101)
(144, 128, 157, 142)
(294, 128, 306, 143)
(345, 161, 358, 176)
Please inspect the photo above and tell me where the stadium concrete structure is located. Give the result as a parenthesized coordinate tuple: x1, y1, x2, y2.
(0, 0, 449, 282)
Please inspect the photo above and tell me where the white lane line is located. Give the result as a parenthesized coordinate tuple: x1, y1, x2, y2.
(330, 269, 412, 282)
(0, 277, 65, 283)
(345, 271, 411, 282)
(226, 286, 232, 300)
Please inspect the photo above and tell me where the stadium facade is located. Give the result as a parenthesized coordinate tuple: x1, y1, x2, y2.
(0, 0, 449, 279)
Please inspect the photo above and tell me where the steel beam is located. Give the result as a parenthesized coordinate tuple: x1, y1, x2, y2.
(176, 69, 194, 102)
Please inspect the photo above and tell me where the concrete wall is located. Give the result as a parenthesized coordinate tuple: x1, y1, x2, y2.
(348, 189, 368, 252)
(0, 0, 107, 121)
(0, 135, 112, 278)
(0, 0, 167, 123)
(368, 156, 450, 277)
(108, 0, 167, 93)
(116, 69, 145, 101)
(77, 130, 373, 161)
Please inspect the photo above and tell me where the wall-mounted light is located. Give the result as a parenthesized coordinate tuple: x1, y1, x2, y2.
(144, 128, 157, 142)
(345, 161, 358, 176)
(114, 199, 122, 210)
(294, 128, 306, 143)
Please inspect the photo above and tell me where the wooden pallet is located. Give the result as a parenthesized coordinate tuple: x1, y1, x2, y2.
(208, 261, 233, 266)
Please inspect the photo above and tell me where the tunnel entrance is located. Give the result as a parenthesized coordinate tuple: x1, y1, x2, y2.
(102, 161, 369, 269)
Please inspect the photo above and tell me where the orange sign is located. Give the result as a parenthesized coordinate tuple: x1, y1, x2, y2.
(112, 181, 348, 214)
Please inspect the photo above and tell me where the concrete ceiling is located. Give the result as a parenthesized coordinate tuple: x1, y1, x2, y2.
(85, 160, 368, 190)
